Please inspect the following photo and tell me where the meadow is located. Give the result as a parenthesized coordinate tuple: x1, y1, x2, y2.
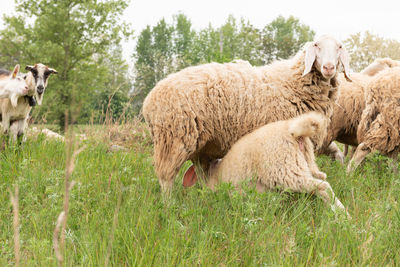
(1, 122, 400, 266)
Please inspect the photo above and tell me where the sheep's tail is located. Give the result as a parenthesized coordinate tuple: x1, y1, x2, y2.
(289, 112, 328, 139)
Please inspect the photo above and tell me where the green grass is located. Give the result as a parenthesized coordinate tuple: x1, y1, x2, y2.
(1, 134, 400, 266)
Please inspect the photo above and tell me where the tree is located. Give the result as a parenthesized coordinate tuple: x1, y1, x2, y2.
(345, 31, 400, 72)
(0, 0, 132, 129)
(261, 16, 315, 64)
(173, 13, 196, 69)
(131, 14, 315, 112)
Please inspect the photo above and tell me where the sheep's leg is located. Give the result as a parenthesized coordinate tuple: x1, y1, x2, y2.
(347, 143, 371, 173)
(324, 142, 344, 164)
(343, 145, 349, 157)
(388, 151, 399, 174)
(349, 146, 357, 158)
(303, 140, 327, 180)
(296, 175, 346, 213)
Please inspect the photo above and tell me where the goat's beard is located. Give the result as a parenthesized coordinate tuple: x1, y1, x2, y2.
(35, 92, 44, 105)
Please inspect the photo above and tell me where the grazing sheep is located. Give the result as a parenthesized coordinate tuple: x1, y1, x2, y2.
(143, 35, 351, 194)
(321, 58, 400, 162)
(0, 63, 57, 140)
(183, 112, 346, 212)
(361, 58, 400, 77)
(319, 73, 369, 162)
(348, 66, 400, 172)
(0, 65, 29, 107)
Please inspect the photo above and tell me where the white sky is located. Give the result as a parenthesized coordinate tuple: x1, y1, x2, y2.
(2, 0, 400, 63)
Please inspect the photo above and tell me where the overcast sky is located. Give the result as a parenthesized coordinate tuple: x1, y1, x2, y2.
(2, 0, 400, 62)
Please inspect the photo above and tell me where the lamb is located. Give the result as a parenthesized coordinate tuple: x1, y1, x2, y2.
(0, 63, 57, 141)
(0, 65, 29, 107)
(183, 112, 346, 212)
(143, 35, 351, 194)
(320, 58, 400, 162)
(348, 66, 400, 172)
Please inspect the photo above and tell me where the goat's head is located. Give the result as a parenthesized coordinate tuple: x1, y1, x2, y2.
(303, 35, 351, 82)
(25, 63, 57, 105)
(5, 65, 29, 107)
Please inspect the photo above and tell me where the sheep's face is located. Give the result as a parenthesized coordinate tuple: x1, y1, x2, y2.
(25, 63, 58, 105)
(303, 35, 351, 82)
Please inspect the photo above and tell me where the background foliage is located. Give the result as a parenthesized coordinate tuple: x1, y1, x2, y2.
(1, 2, 400, 124)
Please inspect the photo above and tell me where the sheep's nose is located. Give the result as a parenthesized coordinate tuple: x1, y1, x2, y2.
(323, 63, 335, 73)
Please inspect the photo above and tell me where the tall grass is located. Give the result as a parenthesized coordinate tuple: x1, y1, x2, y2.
(1, 124, 400, 265)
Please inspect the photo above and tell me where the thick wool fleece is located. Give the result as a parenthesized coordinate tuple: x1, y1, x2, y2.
(322, 73, 369, 148)
(205, 112, 345, 211)
(143, 49, 339, 190)
(357, 67, 400, 154)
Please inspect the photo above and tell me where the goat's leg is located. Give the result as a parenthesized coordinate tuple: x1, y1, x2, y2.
(16, 118, 27, 143)
(1, 113, 10, 135)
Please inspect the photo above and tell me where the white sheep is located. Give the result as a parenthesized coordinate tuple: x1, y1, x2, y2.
(0, 63, 57, 141)
(348, 66, 400, 172)
(0, 65, 29, 108)
(320, 58, 400, 162)
(183, 112, 346, 213)
(143, 35, 351, 194)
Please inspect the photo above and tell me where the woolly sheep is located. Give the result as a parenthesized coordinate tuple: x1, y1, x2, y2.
(183, 112, 346, 212)
(348, 66, 400, 172)
(321, 58, 400, 162)
(143, 35, 351, 194)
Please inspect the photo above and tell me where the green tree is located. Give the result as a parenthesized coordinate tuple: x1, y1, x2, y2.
(236, 18, 263, 66)
(173, 13, 196, 69)
(0, 0, 132, 128)
(345, 31, 400, 71)
(261, 16, 315, 63)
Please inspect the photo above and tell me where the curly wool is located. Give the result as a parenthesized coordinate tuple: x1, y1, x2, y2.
(357, 66, 400, 154)
(205, 112, 346, 212)
(143, 48, 339, 190)
(322, 73, 369, 149)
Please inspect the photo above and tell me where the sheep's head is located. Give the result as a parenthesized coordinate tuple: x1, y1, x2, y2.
(303, 35, 351, 82)
(25, 63, 57, 105)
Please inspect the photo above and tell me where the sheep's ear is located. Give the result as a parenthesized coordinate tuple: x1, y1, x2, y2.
(303, 43, 317, 76)
(339, 47, 352, 82)
(183, 165, 197, 187)
(11, 64, 20, 79)
(48, 68, 58, 74)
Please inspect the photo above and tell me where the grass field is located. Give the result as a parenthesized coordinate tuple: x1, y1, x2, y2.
(1, 123, 400, 266)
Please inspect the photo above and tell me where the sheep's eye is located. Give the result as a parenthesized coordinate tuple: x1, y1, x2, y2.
(339, 45, 342, 49)
(314, 43, 318, 47)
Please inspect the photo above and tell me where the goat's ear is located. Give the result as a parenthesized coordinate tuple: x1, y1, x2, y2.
(11, 64, 20, 79)
(303, 42, 317, 76)
(48, 68, 58, 74)
(25, 65, 34, 71)
(339, 47, 352, 82)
